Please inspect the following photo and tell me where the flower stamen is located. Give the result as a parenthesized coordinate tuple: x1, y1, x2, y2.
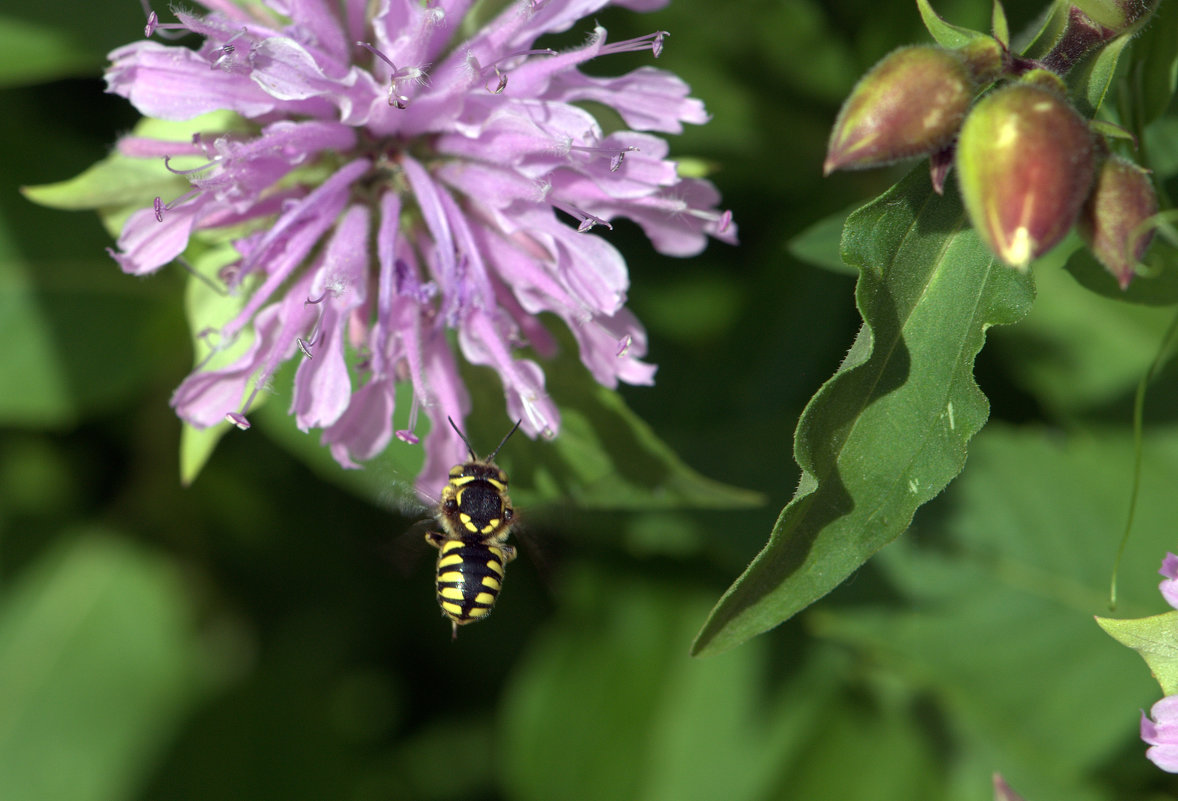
(356, 41, 426, 108)
(395, 394, 422, 444)
(599, 31, 667, 58)
(552, 202, 612, 233)
(570, 143, 638, 172)
(474, 48, 557, 94)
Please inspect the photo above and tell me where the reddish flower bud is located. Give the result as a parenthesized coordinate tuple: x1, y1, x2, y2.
(824, 45, 976, 175)
(956, 82, 1094, 268)
(1078, 155, 1157, 288)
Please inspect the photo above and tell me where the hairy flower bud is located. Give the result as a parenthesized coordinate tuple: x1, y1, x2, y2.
(956, 82, 1094, 268)
(1078, 155, 1157, 288)
(824, 45, 976, 175)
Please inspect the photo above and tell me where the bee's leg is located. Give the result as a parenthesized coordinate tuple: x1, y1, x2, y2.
(425, 531, 445, 549)
(451, 619, 459, 641)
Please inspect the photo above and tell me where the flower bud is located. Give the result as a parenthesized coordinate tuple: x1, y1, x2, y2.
(956, 82, 1094, 268)
(1078, 155, 1157, 289)
(824, 45, 976, 175)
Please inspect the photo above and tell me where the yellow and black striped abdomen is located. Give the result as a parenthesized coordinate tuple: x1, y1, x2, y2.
(434, 539, 516, 631)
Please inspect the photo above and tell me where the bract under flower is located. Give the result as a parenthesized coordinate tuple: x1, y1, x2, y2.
(104, 0, 735, 494)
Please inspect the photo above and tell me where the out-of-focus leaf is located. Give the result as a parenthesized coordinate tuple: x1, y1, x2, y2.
(0, 16, 97, 87)
(500, 566, 846, 801)
(788, 206, 858, 275)
(812, 424, 1177, 801)
(1129, 0, 1178, 125)
(997, 249, 1176, 418)
(0, 533, 207, 801)
(1098, 612, 1178, 696)
(0, 228, 180, 426)
(692, 167, 1035, 656)
(1064, 230, 1178, 309)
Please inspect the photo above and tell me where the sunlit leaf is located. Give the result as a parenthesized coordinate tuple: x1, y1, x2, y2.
(1098, 612, 1178, 696)
(692, 166, 1035, 656)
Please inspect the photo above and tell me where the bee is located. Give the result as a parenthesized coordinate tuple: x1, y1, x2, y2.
(426, 417, 521, 638)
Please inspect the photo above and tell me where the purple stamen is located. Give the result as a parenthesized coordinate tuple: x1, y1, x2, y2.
(164, 154, 219, 176)
(599, 31, 667, 58)
(225, 411, 251, 430)
(553, 202, 612, 233)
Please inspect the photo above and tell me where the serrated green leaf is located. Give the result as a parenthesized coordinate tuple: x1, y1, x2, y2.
(0, 533, 206, 801)
(692, 167, 1035, 656)
(1098, 612, 1178, 695)
(916, 0, 989, 48)
(788, 205, 859, 275)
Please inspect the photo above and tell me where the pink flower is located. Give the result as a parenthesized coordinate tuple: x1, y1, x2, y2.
(106, 0, 735, 493)
(1143, 695, 1178, 772)
(1158, 552, 1178, 610)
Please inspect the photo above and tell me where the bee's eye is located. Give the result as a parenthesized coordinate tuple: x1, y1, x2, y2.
(503, 507, 514, 520)
(444, 498, 457, 511)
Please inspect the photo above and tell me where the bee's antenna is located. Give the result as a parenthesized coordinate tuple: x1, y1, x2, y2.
(487, 419, 522, 462)
(447, 416, 478, 461)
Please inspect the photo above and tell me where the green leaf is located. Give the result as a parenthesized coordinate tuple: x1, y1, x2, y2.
(501, 566, 847, 801)
(1129, 0, 1178, 125)
(1070, 33, 1133, 118)
(991, 0, 1009, 50)
(1098, 612, 1178, 696)
(0, 16, 98, 87)
(916, 0, 989, 48)
(691, 167, 1035, 656)
(22, 111, 245, 213)
(1064, 244, 1178, 306)
(788, 205, 859, 275)
(0, 533, 207, 801)
(811, 424, 1177, 801)
(0, 236, 181, 426)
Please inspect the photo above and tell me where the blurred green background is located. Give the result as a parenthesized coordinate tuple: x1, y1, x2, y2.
(3, 0, 1178, 799)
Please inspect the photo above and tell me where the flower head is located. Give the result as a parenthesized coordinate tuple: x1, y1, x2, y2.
(106, 0, 735, 494)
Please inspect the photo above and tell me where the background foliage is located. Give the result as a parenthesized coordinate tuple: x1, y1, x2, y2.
(3, 0, 1178, 800)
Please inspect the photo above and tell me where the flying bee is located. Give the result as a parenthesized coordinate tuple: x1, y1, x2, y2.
(426, 417, 521, 638)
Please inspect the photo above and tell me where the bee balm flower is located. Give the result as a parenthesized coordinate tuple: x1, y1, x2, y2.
(105, 0, 735, 493)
